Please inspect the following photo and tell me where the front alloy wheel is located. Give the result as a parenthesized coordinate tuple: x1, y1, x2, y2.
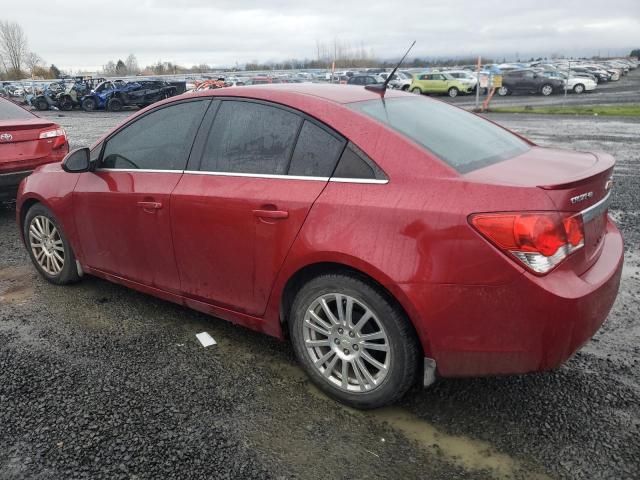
(541, 84, 553, 96)
(290, 273, 420, 409)
(29, 215, 65, 275)
(24, 203, 81, 285)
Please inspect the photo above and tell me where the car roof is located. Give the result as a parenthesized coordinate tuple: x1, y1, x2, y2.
(189, 83, 406, 104)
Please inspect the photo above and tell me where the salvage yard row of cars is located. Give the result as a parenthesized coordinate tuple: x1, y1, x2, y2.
(0, 57, 636, 111)
(1, 77, 624, 408)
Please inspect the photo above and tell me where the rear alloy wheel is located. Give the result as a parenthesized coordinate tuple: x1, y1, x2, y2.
(573, 83, 585, 94)
(401, 85, 409, 91)
(447, 87, 459, 98)
(411, 87, 422, 95)
(290, 274, 420, 409)
(541, 84, 553, 96)
(497, 86, 509, 96)
(24, 204, 80, 285)
(81, 97, 97, 111)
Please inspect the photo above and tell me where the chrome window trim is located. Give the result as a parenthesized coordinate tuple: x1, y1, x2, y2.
(329, 177, 389, 185)
(183, 171, 329, 181)
(95, 168, 182, 173)
(0, 169, 32, 177)
(94, 168, 389, 184)
(581, 192, 611, 223)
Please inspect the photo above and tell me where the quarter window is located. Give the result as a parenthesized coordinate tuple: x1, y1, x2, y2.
(102, 100, 209, 170)
(288, 121, 345, 177)
(201, 101, 301, 175)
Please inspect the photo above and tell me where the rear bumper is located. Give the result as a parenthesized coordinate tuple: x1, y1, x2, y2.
(0, 169, 32, 198)
(402, 219, 624, 377)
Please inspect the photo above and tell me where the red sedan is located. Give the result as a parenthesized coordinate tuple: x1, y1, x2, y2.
(0, 97, 68, 199)
(16, 85, 623, 408)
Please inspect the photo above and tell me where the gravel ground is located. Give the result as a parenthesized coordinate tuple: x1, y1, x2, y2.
(0, 103, 638, 479)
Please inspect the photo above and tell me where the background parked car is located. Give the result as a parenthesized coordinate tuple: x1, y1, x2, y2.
(497, 69, 564, 96)
(410, 72, 473, 97)
(347, 75, 384, 86)
(0, 97, 68, 199)
(444, 70, 478, 91)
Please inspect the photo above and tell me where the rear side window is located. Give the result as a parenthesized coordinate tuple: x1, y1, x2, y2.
(333, 143, 386, 180)
(0, 98, 34, 120)
(288, 121, 345, 177)
(201, 101, 301, 175)
(102, 100, 209, 170)
(350, 97, 529, 173)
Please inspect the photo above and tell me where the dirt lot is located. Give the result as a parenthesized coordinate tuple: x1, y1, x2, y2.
(0, 107, 638, 479)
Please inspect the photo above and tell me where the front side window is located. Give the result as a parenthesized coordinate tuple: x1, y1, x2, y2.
(350, 97, 529, 173)
(201, 101, 301, 175)
(102, 100, 209, 170)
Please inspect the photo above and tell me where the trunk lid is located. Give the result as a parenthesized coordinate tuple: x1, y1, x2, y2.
(466, 146, 614, 274)
(0, 118, 57, 168)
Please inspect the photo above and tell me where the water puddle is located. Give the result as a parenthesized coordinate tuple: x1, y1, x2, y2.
(0, 265, 35, 304)
(281, 360, 550, 480)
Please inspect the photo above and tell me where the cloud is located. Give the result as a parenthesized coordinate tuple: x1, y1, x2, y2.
(3, 0, 639, 70)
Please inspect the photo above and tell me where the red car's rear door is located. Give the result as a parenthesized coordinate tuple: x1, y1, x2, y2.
(73, 99, 211, 292)
(171, 100, 346, 316)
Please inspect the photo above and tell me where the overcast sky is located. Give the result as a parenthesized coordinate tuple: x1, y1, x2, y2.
(5, 0, 640, 71)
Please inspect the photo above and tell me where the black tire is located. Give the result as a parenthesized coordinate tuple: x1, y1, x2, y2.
(59, 97, 73, 111)
(401, 85, 409, 91)
(447, 87, 459, 98)
(107, 97, 123, 112)
(573, 83, 585, 94)
(81, 97, 97, 111)
(23, 203, 81, 285)
(411, 87, 422, 95)
(35, 99, 49, 111)
(289, 273, 420, 409)
(497, 86, 509, 96)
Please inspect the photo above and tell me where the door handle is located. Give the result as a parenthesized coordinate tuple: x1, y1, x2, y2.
(252, 209, 289, 220)
(137, 201, 163, 211)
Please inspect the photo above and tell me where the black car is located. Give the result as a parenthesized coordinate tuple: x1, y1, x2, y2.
(497, 69, 564, 96)
(347, 75, 383, 86)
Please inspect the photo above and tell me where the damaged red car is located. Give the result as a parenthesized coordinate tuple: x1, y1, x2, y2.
(0, 97, 68, 199)
(16, 85, 623, 408)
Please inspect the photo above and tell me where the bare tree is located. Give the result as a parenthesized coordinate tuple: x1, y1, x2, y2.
(0, 20, 29, 78)
(24, 51, 44, 77)
(125, 54, 139, 75)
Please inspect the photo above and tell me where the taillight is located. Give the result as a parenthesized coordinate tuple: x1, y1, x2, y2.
(39, 128, 67, 149)
(469, 212, 585, 274)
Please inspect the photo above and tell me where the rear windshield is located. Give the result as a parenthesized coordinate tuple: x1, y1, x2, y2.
(0, 98, 35, 121)
(349, 97, 529, 173)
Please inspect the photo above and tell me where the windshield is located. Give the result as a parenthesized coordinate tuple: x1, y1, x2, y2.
(0, 98, 35, 120)
(349, 96, 530, 173)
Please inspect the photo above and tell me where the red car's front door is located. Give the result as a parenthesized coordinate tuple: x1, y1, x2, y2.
(171, 100, 346, 316)
(73, 99, 211, 292)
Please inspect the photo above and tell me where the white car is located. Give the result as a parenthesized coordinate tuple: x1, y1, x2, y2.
(443, 70, 478, 91)
(379, 71, 413, 90)
(565, 75, 597, 94)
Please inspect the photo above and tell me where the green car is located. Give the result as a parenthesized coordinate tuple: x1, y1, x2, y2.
(409, 72, 473, 98)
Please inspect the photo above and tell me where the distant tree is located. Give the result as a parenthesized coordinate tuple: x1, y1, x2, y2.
(24, 52, 44, 77)
(631, 49, 640, 58)
(49, 64, 61, 78)
(115, 59, 127, 75)
(125, 54, 139, 75)
(0, 20, 29, 79)
(102, 60, 116, 76)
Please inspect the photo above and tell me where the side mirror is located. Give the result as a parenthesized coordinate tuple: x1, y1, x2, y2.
(62, 147, 91, 173)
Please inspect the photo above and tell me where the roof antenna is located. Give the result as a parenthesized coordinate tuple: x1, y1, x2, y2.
(366, 40, 416, 97)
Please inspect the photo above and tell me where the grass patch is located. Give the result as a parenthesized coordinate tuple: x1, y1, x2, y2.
(487, 104, 640, 116)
